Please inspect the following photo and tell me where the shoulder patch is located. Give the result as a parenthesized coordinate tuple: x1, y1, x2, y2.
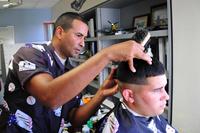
(26, 96, 36, 105)
(54, 106, 62, 117)
(8, 82, 15, 92)
(15, 109, 33, 132)
(18, 60, 36, 71)
(32, 44, 45, 52)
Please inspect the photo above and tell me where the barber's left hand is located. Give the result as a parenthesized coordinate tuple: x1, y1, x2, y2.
(97, 68, 119, 98)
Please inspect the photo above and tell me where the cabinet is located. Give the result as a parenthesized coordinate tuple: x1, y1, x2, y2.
(0, 44, 6, 83)
(71, 0, 172, 123)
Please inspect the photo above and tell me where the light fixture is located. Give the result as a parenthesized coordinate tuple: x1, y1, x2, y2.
(0, 0, 8, 2)
(71, 0, 86, 11)
(2, 0, 22, 8)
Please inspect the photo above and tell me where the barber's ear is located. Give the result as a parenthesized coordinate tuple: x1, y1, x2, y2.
(55, 26, 63, 39)
(122, 89, 134, 103)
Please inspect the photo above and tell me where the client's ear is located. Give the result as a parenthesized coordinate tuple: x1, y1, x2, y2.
(122, 89, 134, 103)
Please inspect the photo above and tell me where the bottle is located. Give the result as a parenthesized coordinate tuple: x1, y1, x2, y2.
(62, 128, 69, 133)
(82, 125, 90, 133)
(87, 120, 93, 129)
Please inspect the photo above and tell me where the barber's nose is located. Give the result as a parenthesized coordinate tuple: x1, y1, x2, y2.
(80, 41, 85, 47)
(80, 38, 85, 47)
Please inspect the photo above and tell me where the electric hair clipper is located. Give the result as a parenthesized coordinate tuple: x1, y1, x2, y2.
(132, 29, 151, 51)
(113, 29, 152, 78)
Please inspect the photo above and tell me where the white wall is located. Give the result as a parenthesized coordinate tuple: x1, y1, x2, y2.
(172, 0, 200, 132)
(0, 9, 51, 43)
(52, 0, 108, 20)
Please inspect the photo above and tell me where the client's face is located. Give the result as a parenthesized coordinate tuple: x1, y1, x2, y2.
(132, 74, 169, 116)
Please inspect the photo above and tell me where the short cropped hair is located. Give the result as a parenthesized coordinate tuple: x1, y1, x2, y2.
(116, 58, 165, 85)
(53, 12, 87, 35)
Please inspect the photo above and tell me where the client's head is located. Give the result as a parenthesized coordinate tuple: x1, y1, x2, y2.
(116, 58, 169, 116)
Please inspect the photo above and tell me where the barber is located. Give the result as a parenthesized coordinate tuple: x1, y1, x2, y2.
(2, 12, 151, 132)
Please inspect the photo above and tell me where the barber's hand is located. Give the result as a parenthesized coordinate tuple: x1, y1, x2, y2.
(104, 40, 152, 72)
(97, 68, 118, 98)
(1, 99, 9, 111)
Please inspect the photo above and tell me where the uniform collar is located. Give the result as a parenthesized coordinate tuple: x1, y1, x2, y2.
(54, 51, 66, 66)
(121, 98, 150, 118)
(48, 44, 74, 71)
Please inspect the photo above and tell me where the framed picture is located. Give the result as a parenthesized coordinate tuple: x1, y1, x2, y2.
(151, 3, 168, 28)
(133, 14, 149, 29)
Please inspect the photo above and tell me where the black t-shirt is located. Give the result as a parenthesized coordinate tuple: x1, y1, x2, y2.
(4, 44, 81, 133)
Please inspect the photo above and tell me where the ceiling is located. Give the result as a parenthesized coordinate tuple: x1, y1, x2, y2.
(0, 0, 61, 9)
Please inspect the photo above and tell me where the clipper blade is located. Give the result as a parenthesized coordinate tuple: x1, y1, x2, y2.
(132, 29, 151, 48)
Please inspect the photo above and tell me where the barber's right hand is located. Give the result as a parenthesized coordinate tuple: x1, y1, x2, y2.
(103, 40, 152, 72)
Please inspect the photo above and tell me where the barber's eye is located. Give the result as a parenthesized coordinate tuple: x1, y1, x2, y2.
(77, 34, 82, 37)
(75, 33, 83, 38)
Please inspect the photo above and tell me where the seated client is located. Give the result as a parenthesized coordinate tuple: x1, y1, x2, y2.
(98, 58, 178, 133)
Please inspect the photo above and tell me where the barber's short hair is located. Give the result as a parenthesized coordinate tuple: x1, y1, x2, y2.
(53, 12, 86, 35)
(116, 58, 165, 85)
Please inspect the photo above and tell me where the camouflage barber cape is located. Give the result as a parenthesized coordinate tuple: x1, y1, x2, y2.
(97, 102, 178, 133)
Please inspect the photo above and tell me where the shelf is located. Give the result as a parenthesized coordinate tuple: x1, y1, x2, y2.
(150, 30, 168, 37)
(89, 80, 99, 88)
(70, 58, 86, 63)
(85, 37, 98, 42)
(98, 30, 168, 40)
(99, 33, 133, 40)
(81, 0, 171, 123)
(84, 30, 168, 42)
